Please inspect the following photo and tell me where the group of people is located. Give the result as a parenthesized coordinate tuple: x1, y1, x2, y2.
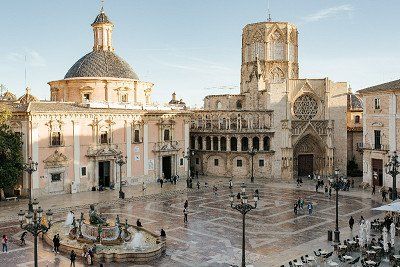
(158, 174, 180, 188)
(52, 234, 61, 253)
(293, 198, 314, 215)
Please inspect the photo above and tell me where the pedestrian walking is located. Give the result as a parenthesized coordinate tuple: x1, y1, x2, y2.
(315, 183, 319, 193)
(293, 203, 298, 215)
(183, 208, 188, 223)
(229, 179, 233, 189)
(160, 229, 166, 237)
(184, 200, 188, 209)
(20, 231, 27, 246)
(359, 216, 365, 225)
(88, 248, 94, 265)
(70, 250, 76, 267)
(296, 178, 301, 187)
(324, 185, 328, 197)
(307, 202, 313, 215)
(160, 178, 164, 188)
(196, 181, 200, 189)
(300, 198, 304, 210)
(55, 234, 60, 253)
(142, 182, 146, 193)
(213, 186, 218, 196)
(173, 176, 177, 185)
(2, 235, 8, 253)
(52, 234, 57, 253)
(329, 187, 332, 199)
(349, 216, 355, 230)
(372, 184, 376, 195)
(382, 188, 387, 202)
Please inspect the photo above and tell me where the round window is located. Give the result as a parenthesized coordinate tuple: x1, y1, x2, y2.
(293, 95, 318, 120)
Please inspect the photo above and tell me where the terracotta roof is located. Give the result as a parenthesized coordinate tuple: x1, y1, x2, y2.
(0, 101, 29, 113)
(358, 79, 400, 94)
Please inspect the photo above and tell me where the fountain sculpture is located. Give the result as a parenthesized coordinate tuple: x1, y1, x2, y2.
(44, 204, 166, 263)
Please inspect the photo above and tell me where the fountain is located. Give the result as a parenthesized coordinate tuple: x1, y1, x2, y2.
(44, 205, 166, 263)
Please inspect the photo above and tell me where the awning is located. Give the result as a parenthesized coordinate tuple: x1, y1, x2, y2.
(372, 201, 400, 212)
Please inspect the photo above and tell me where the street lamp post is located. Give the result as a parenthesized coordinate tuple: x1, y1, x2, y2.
(183, 148, 194, 188)
(115, 153, 127, 199)
(23, 157, 38, 212)
(230, 184, 259, 267)
(248, 148, 257, 183)
(385, 151, 400, 201)
(333, 169, 340, 243)
(18, 199, 53, 267)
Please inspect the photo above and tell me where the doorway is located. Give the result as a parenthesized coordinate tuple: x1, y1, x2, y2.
(162, 156, 172, 180)
(298, 154, 313, 177)
(372, 158, 383, 186)
(99, 161, 111, 187)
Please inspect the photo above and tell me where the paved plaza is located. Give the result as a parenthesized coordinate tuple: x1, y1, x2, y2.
(0, 177, 383, 267)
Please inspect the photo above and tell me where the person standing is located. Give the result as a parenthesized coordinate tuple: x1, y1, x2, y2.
(55, 234, 60, 253)
(2, 235, 8, 253)
(70, 250, 76, 267)
(160, 178, 164, 188)
(142, 182, 146, 193)
(329, 187, 332, 199)
(184, 200, 188, 209)
(382, 188, 387, 202)
(52, 235, 57, 253)
(315, 183, 319, 193)
(372, 184, 376, 195)
(229, 179, 233, 189)
(293, 203, 298, 215)
(20, 231, 27, 246)
(349, 216, 355, 230)
(324, 186, 328, 197)
(196, 181, 200, 189)
(308, 202, 313, 215)
(183, 208, 188, 224)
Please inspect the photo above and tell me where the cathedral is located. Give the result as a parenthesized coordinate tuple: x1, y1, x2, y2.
(190, 21, 349, 179)
(0, 8, 190, 197)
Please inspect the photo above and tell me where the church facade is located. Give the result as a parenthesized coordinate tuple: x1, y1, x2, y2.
(190, 21, 349, 179)
(0, 8, 191, 197)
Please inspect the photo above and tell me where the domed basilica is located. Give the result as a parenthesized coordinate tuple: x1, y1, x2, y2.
(0, 8, 191, 197)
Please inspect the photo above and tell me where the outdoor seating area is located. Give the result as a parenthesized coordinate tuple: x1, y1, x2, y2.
(281, 206, 400, 267)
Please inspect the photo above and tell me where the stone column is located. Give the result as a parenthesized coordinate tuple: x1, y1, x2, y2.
(249, 136, 253, 150)
(260, 135, 264, 151)
(72, 121, 81, 192)
(227, 136, 231, 152)
(237, 136, 242, 152)
(218, 137, 221, 151)
(143, 123, 149, 175)
(126, 122, 132, 178)
(211, 137, 214, 151)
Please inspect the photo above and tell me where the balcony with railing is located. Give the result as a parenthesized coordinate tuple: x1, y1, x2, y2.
(356, 142, 389, 152)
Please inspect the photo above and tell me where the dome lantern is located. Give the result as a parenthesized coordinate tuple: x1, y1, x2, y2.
(92, 7, 114, 52)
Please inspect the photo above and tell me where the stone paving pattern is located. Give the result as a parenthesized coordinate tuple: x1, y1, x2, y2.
(0, 177, 384, 267)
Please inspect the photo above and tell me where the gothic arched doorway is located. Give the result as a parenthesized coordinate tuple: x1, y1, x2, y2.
(293, 134, 325, 178)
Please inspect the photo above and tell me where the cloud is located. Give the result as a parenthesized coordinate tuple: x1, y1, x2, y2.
(303, 4, 354, 23)
(5, 48, 46, 67)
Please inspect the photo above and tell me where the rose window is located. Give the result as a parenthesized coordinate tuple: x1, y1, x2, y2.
(293, 95, 318, 120)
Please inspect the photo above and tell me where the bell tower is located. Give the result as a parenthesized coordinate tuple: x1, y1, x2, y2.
(240, 21, 299, 93)
(91, 7, 114, 52)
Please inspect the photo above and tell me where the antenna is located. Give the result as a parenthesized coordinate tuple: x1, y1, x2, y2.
(24, 55, 27, 89)
(267, 0, 272, 22)
(101, 0, 105, 12)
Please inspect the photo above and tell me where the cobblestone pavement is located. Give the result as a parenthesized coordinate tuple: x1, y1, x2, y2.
(0, 177, 384, 267)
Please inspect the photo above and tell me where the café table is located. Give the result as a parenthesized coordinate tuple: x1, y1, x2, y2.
(365, 260, 376, 266)
(343, 255, 353, 261)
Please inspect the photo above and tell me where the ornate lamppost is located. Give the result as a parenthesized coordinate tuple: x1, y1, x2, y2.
(115, 153, 127, 199)
(183, 148, 194, 188)
(23, 157, 38, 212)
(385, 151, 400, 201)
(230, 184, 259, 267)
(333, 169, 340, 243)
(248, 148, 257, 183)
(18, 199, 53, 267)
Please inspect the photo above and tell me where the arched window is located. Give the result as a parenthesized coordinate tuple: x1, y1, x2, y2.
(206, 136, 211, 150)
(241, 137, 249, 151)
(236, 100, 242, 110)
(198, 136, 203, 150)
(163, 129, 170, 141)
(231, 137, 237, 151)
(190, 136, 196, 149)
(220, 137, 227, 151)
(269, 31, 284, 60)
(293, 94, 319, 120)
(252, 137, 259, 150)
(270, 68, 285, 83)
(263, 136, 270, 151)
(216, 101, 222, 110)
(355, 115, 360, 124)
(213, 137, 219, 150)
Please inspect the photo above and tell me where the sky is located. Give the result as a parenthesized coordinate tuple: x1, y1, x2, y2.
(1, 0, 400, 107)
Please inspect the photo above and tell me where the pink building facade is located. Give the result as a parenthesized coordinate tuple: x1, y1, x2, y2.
(0, 8, 191, 197)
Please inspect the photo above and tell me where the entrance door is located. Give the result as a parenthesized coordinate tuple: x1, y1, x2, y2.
(162, 156, 172, 180)
(372, 158, 383, 186)
(298, 154, 313, 177)
(99, 161, 111, 187)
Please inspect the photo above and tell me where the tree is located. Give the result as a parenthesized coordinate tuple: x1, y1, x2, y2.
(0, 107, 23, 198)
(347, 156, 362, 177)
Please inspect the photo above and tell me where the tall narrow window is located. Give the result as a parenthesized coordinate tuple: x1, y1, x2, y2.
(213, 137, 218, 151)
(134, 129, 140, 143)
(263, 136, 270, 151)
(231, 137, 237, 151)
(270, 31, 284, 60)
(355, 115, 360, 124)
(374, 130, 381, 149)
(51, 132, 61, 146)
(236, 100, 242, 110)
(83, 93, 90, 101)
(198, 136, 203, 150)
(252, 137, 259, 150)
(374, 98, 381, 109)
(100, 131, 108, 144)
(164, 129, 170, 141)
(241, 137, 249, 151)
(206, 136, 211, 150)
(220, 137, 227, 151)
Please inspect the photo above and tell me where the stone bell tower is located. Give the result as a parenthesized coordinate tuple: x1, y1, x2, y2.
(240, 21, 299, 94)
